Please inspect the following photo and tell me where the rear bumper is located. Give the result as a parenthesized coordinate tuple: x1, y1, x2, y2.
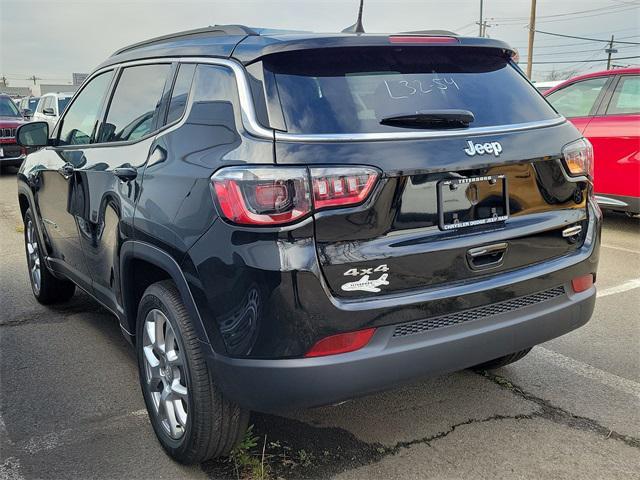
(0, 154, 25, 167)
(595, 194, 640, 214)
(209, 283, 595, 412)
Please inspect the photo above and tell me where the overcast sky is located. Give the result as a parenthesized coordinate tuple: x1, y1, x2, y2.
(1, 0, 639, 86)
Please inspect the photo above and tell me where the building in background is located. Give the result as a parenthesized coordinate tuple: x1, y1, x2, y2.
(39, 84, 78, 95)
(0, 86, 32, 98)
(72, 73, 89, 86)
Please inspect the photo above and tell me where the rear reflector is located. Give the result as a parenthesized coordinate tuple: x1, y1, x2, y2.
(571, 274, 594, 293)
(305, 328, 376, 358)
(389, 36, 458, 44)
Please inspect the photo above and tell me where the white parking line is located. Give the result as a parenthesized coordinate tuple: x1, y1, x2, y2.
(601, 244, 640, 255)
(21, 409, 148, 455)
(596, 278, 640, 298)
(0, 413, 25, 480)
(537, 347, 640, 399)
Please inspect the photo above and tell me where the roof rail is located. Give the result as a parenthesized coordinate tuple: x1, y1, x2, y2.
(111, 24, 259, 57)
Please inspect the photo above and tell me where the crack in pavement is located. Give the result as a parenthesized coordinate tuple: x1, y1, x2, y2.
(0, 304, 107, 327)
(382, 413, 535, 454)
(476, 369, 640, 449)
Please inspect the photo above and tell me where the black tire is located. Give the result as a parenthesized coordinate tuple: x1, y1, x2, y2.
(136, 280, 249, 464)
(23, 209, 75, 304)
(472, 348, 532, 370)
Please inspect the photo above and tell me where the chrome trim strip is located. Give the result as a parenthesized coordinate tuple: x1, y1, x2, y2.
(275, 117, 567, 143)
(594, 195, 628, 208)
(84, 55, 565, 143)
(84, 56, 274, 141)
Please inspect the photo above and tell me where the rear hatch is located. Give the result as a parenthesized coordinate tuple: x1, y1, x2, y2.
(259, 41, 589, 299)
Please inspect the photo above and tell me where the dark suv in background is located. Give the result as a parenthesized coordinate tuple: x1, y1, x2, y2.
(16, 25, 600, 463)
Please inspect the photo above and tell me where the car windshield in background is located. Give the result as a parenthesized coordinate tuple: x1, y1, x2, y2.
(29, 98, 40, 111)
(262, 47, 559, 134)
(0, 97, 22, 117)
(58, 97, 71, 114)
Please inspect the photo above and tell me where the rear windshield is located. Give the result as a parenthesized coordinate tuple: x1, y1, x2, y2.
(262, 47, 559, 134)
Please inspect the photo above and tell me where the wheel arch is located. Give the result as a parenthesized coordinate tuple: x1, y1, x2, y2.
(119, 241, 211, 346)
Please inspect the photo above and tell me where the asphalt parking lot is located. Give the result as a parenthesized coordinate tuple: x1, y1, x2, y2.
(0, 168, 638, 480)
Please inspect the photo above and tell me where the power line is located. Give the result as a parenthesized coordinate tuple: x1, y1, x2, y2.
(492, 5, 639, 25)
(491, 2, 636, 20)
(519, 44, 640, 57)
(513, 36, 640, 49)
(535, 30, 640, 45)
(520, 55, 640, 64)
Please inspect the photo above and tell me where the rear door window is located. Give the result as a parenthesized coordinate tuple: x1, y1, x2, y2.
(262, 47, 559, 134)
(606, 75, 640, 115)
(99, 64, 170, 143)
(546, 77, 609, 118)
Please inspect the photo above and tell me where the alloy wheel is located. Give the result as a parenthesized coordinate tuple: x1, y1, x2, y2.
(142, 309, 189, 440)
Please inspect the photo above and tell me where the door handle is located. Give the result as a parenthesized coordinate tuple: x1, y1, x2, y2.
(58, 163, 75, 177)
(467, 242, 508, 271)
(113, 166, 137, 182)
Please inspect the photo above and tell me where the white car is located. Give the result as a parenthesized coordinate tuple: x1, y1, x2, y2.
(533, 81, 563, 93)
(32, 92, 74, 130)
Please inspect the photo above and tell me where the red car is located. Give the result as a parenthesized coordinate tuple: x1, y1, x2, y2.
(545, 68, 639, 215)
(0, 94, 28, 172)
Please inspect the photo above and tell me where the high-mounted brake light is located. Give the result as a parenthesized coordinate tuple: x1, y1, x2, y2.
(562, 138, 594, 178)
(211, 166, 379, 226)
(305, 328, 376, 357)
(389, 36, 458, 44)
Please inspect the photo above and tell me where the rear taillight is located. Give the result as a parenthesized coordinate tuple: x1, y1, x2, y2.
(310, 167, 378, 210)
(212, 167, 311, 226)
(562, 138, 594, 179)
(211, 166, 379, 226)
(305, 328, 376, 357)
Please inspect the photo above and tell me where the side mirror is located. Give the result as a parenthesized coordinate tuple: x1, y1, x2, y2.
(43, 107, 55, 116)
(17, 122, 49, 147)
(21, 108, 32, 118)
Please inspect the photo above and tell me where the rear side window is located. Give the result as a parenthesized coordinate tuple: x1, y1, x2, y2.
(607, 75, 639, 115)
(100, 64, 170, 143)
(546, 77, 609, 118)
(166, 63, 196, 125)
(262, 47, 559, 134)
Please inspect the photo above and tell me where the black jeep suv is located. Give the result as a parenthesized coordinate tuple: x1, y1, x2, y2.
(16, 25, 600, 463)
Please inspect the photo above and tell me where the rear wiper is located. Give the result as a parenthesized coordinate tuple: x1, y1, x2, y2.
(380, 109, 475, 129)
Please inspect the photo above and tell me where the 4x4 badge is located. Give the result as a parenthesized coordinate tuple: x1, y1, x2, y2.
(464, 140, 503, 157)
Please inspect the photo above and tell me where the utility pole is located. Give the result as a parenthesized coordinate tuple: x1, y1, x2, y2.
(28, 75, 39, 85)
(605, 35, 617, 70)
(478, 0, 484, 36)
(0, 76, 7, 87)
(526, 0, 537, 79)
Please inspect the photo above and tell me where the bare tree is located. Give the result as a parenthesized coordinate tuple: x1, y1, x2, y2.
(544, 69, 578, 81)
